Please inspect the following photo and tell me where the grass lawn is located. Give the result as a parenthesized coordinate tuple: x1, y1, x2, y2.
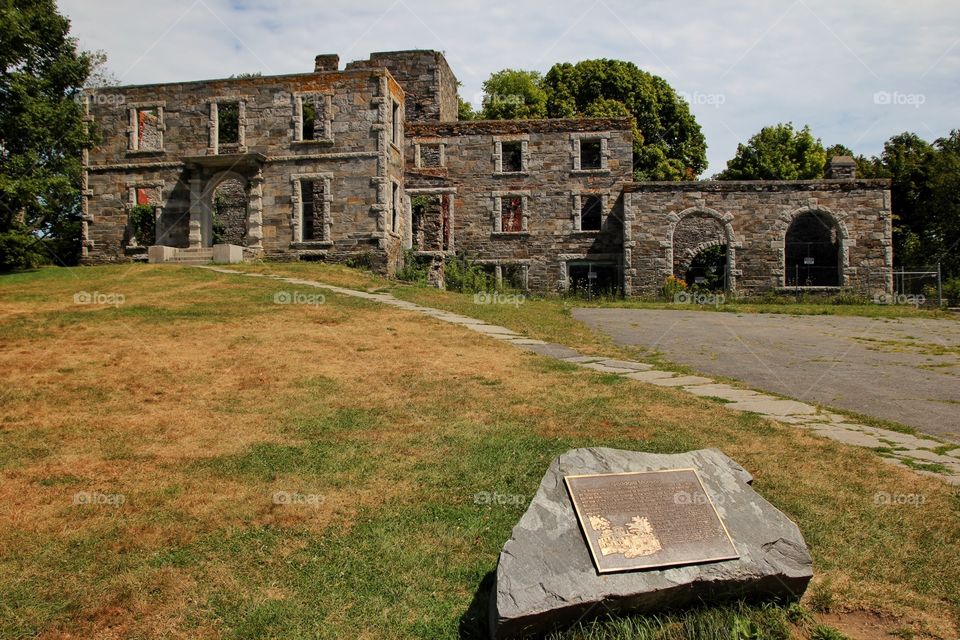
(1, 264, 958, 639)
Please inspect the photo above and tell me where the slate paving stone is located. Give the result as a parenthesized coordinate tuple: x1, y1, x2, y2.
(649, 375, 715, 387)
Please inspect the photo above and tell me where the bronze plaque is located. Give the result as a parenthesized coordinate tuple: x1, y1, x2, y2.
(565, 469, 738, 573)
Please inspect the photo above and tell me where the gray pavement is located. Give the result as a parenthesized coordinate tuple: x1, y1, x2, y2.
(572, 308, 960, 442)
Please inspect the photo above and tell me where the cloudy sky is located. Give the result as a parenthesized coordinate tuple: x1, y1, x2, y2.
(58, 0, 958, 175)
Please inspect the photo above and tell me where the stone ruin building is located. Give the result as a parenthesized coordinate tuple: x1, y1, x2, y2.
(82, 50, 893, 296)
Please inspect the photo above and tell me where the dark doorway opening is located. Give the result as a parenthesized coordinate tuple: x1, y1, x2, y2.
(684, 245, 727, 291)
(568, 262, 620, 297)
(785, 212, 840, 286)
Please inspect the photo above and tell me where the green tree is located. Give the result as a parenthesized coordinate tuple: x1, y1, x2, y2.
(476, 60, 706, 180)
(0, 0, 94, 270)
(542, 59, 706, 180)
(480, 69, 547, 120)
(457, 95, 476, 121)
(919, 131, 960, 275)
(716, 123, 827, 180)
(874, 132, 936, 268)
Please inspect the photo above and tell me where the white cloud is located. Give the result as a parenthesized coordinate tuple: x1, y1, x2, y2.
(58, 0, 960, 174)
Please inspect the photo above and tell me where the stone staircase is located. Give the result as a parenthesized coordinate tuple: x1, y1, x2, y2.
(165, 248, 213, 265)
(148, 245, 244, 265)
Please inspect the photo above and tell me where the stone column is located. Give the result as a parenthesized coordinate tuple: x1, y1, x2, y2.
(246, 169, 264, 252)
(188, 176, 203, 248)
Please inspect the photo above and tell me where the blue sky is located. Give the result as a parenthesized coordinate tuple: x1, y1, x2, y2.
(59, 0, 959, 175)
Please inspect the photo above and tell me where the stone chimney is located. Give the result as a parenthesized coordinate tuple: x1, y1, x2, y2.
(314, 54, 339, 72)
(826, 155, 856, 180)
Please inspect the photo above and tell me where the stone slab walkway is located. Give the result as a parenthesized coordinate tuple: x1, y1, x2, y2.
(199, 267, 960, 485)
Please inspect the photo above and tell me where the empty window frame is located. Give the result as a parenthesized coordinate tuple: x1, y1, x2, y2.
(580, 195, 603, 231)
(134, 107, 162, 151)
(501, 141, 524, 172)
(580, 138, 602, 170)
(295, 94, 331, 142)
(302, 98, 319, 141)
(568, 262, 620, 295)
(391, 182, 400, 233)
(501, 264, 528, 291)
(391, 100, 401, 145)
(419, 143, 443, 168)
(500, 196, 524, 233)
(218, 102, 240, 146)
(301, 179, 326, 241)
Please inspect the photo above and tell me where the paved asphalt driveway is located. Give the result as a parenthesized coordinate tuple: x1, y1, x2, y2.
(572, 309, 960, 442)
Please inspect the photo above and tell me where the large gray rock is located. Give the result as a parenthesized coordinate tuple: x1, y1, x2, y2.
(489, 448, 812, 639)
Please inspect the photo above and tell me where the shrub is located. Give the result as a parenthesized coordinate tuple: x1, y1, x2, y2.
(128, 204, 156, 246)
(944, 277, 960, 306)
(0, 229, 46, 272)
(396, 250, 429, 283)
(444, 254, 495, 293)
(345, 251, 375, 271)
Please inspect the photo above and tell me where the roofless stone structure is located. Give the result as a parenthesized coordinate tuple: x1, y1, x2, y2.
(82, 51, 892, 296)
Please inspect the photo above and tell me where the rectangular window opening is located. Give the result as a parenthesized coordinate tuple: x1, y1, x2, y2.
(502, 264, 526, 291)
(580, 195, 603, 231)
(391, 101, 400, 145)
(302, 98, 318, 141)
(501, 141, 523, 172)
(301, 179, 324, 241)
(568, 262, 620, 296)
(420, 144, 442, 168)
(500, 196, 523, 233)
(136, 108, 161, 150)
(218, 102, 240, 146)
(580, 139, 602, 170)
(391, 183, 399, 233)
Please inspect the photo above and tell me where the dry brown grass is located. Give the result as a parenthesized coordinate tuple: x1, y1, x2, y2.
(0, 265, 958, 639)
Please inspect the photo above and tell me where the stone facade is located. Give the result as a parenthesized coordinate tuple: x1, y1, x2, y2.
(83, 56, 407, 274)
(623, 178, 893, 295)
(405, 119, 634, 292)
(82, 50, 892, 296)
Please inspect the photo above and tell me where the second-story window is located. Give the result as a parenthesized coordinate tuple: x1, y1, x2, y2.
(391, 100, 401, 145)
(501, 196, 523, 232)
(127, 103, 165, 152)
(580, 139, 602, 170)
(580, 195, 603, 231)
(501, 141, 523, 172)
(302, 99, 318, 140)
(218, 102, 240, 146)
(391, 182, 400, 233)
(301, 179, 323, 241)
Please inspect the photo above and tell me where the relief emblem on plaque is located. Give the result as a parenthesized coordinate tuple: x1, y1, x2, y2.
(589, 514, 662, 559)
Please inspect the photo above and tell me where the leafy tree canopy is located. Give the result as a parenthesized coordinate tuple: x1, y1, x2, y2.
(0, 0, 94, 269)
(475, 59, 707, 181)
(479, 69, 547, 120)
(716, 123, 826, 180)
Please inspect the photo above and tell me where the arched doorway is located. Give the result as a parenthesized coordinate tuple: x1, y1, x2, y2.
(671, 210, 732, 291)
(684, 245, 727, 291)
(207, 176, 248, 247)
(785, 211, 840, 286)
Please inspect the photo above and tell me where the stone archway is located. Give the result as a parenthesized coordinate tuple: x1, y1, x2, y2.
(202, 172, 248, 248)
(777, 206, 849, 287)
(667, 207, 738, 292)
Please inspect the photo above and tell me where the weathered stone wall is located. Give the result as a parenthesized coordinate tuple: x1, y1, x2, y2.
(84, 65, 403, 266)
(347, 50, 458, 122)
(82, 49, 892, 298)
(406, 118, 635, 292)
(624, 180, 893, 296)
